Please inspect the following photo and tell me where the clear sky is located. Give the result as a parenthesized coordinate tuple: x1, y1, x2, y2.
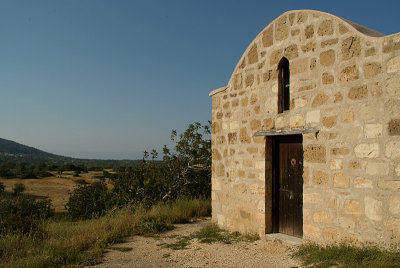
(1, 0, 399, 159)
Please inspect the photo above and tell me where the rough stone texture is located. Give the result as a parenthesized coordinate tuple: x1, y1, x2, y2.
(320, 50, 335, 66)
(340, 65, 359, 82)
(248, 44, 259, 65)
(211, 10, 400, 248)
(342, 37, 361, 60)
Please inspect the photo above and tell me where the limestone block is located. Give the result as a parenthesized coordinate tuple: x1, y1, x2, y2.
(385, 141, 400, 159)
(245, 74, 254, 87)
(298, 84, 315, 91)
(250, 184, 265, 196)
(233, 73, 242, 90)
(275, 16, 289, 41)
(240, 210, 250, 220)
(349, 161, 361, 169)
(331, 147, 349, 155)
(250, 93, 258, 105)
(313, 211, 332, 224)
(334, 92, 343, 103)
(340, 65, 359, 82)
(310, 58, 316, 70)
(354, 177, 373, 189)
(385, 99, 400, 116)
(363, 62, 381, 78)
(313, 170, 329, 185)
(301, 42, 316, 53)
(364, 196, 383, 221)
(387, 56, 400, 74)
(348, 85, 367, 100)
(233, 183, 247, 195)
(324, 228, 339, 242)
(284, 44, 299, 59)
(217, 214, 226, 225)
(212, 149, 222, 161)
(322, 115, 337, 128)
(321, 38, 338, 48)
(263, 69, 277, 82)
(262, 27, 273, 48)
(239, 127, 251, 144)
(303, 193, 323, 204)
(320, 49, 335, 66)
(389, 196, 400, 215)
(389, 119, 400, 136)
(216, 163, 225, 177)
(365, 47, 376, 57)
(247, 147, 258, 154)
(294, 97, 308, 108)
(248, 44, 258, 65)
(312, 93, 329, 107)
(396, 165, 400, 176)
(341, 109, 355, 123)
(322, 72, 334, 84)
(250, 119, 261, 131)
(338, 217, 355, 231)
(305, 25, 314, 39)
(243, 159, 252, 167)
(230, 121, 239, 130)
(345, 200, 362, 215)
(317, 20, 334, 36)
(365, 162, 389, 176)
(269, 49, 283, 65)
(330, 159, 343, 170)
(213, 178, 222, 191)
(304, 144, 326, 163)
(303, 224, 321, 240)
(333, 173, 350, 188)
(364, 124, 382, 138)
(255, 160, 265, 170)
(306, 110, 321, 124)
(290, 114, 305, 127)
(387, 217, 400, 237)
(342, 36, 361, 60)
(377, 180, 400, 191)
(228, 132, 237, 144)
(263, 118, 274, 129)
(291, 58, 308, 74)
(339, 24, 349, 34)
(354, 143, 379, 158)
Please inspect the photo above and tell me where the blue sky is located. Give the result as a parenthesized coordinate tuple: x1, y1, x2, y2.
(1, 0, 399, 159)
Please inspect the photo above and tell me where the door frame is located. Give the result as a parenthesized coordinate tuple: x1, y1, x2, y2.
(271, 134, 303, 235)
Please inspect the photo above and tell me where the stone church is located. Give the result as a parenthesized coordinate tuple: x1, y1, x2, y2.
(210, 10, 400, 246)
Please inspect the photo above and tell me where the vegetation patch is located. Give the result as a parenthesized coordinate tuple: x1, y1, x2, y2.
(110, 246, 132, 252)
(159, 224, 259, 251)
(295, 243, 400, 268)
(0, 198, 211, 267)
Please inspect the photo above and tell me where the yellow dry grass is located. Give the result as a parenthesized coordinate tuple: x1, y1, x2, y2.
(0, 171, 104, 212)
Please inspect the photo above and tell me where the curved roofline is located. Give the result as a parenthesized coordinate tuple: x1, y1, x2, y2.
(280, 10, 386, 37)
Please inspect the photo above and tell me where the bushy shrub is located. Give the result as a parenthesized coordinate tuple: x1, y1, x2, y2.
(0, 194, 54, 234)
(0, 182, 4, 194)
(66, 181, 110, 220)
(110, 122, 211, 207)
(12, 183, 26, 195)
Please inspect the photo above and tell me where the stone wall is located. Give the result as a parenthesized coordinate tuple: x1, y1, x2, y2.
(210, 10, 400, 247)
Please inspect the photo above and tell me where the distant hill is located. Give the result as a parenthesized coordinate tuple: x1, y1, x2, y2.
(0, 138, 70, 162)
(0, 138, 143, 167)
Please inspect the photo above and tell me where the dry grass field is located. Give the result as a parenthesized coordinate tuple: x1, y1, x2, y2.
(0, 171, 104, 212)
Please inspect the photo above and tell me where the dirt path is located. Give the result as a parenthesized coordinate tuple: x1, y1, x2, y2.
(93, 218, 301, 268)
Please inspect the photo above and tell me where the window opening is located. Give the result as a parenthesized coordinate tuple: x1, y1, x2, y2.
(278, 57, 290, 113)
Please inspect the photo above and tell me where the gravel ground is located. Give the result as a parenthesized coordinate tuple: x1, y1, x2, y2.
(92, 218, 301, 268)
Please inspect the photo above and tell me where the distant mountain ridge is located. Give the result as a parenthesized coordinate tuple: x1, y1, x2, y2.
(0, 137, 70, 162)
(0, 137, 143, 167)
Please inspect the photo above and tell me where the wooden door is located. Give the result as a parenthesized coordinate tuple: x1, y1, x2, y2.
(273, 135, 303, 237)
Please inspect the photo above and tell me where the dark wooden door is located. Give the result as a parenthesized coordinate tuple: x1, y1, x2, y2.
(274, 135, 303, 237)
